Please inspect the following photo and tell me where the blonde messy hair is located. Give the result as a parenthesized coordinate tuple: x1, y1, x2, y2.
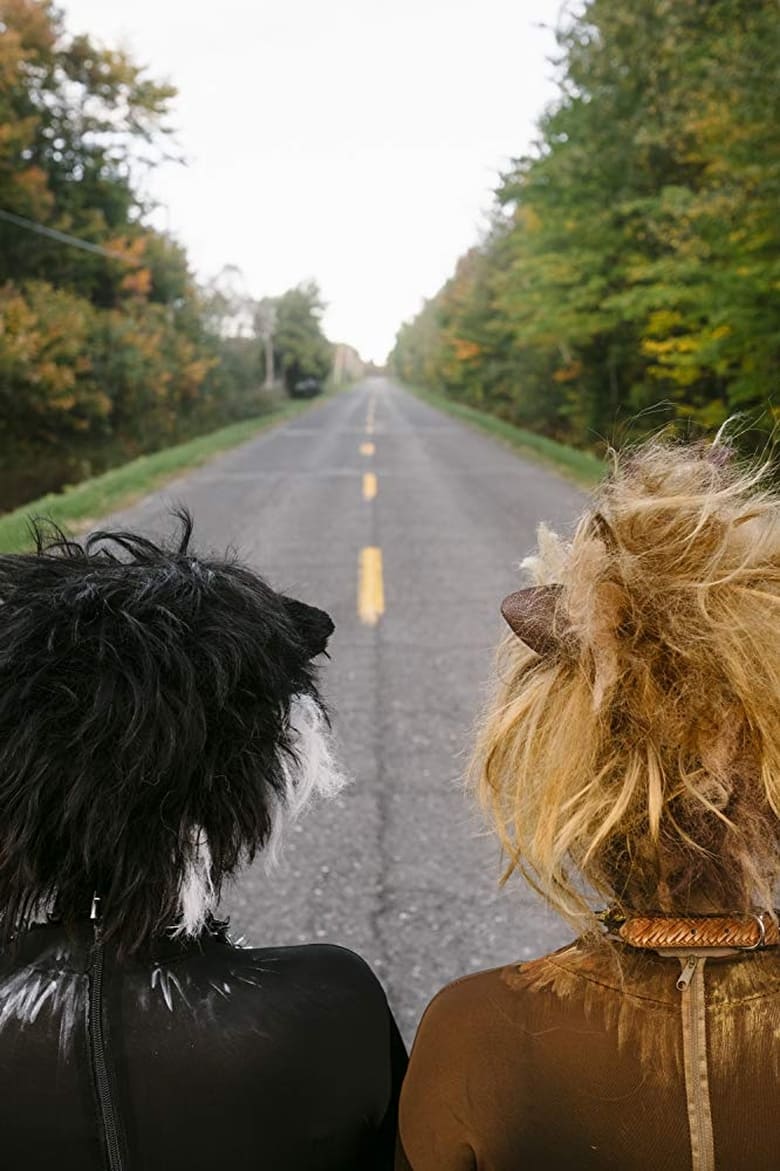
(471, 417, 780, 941)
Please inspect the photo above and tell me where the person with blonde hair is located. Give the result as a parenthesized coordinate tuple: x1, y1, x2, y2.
(396, 420, 780, 1171)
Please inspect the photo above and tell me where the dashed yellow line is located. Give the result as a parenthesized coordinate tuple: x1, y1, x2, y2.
(358, 547, 384, 626)
(362, 472, 378, 501)
(365, 394, 376, 434)
(360, 441, 375, 456)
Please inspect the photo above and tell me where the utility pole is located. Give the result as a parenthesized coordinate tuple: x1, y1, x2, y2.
(254, 299, 277, 389)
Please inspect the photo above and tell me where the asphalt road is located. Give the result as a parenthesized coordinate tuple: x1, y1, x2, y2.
(96, 377, 594, 1044)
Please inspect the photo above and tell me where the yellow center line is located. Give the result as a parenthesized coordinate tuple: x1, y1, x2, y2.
(362, 472, 378, 501)
(358, 547, 385, 626)
(360, 441, 375, 456)
(365, 394, 377, 434)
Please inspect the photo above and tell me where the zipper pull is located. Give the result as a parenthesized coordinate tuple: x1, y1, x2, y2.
(677, 955, 699, 991)
(90, 891, 103, 943)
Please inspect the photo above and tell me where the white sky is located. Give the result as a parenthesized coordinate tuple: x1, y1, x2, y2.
(60, 0, 565, 362)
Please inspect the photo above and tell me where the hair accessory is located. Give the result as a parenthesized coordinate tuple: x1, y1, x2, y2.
(598, 908, 780, 951)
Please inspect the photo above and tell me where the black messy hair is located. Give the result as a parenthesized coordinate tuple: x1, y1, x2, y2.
(0, 507, 335, 956)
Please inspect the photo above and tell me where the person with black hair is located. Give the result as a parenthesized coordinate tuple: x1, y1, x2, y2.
(0, 508, 406, 1170)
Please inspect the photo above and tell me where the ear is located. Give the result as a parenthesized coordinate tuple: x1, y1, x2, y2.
(500, 584, 563, 654)
(282, 597, 335, 658)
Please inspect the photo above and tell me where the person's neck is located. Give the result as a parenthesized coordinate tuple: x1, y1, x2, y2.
(621, 882, 746, 917)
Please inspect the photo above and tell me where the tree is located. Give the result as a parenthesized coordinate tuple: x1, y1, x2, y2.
(0, 2, 281, 508)
(272, 280, 332, 392)
(391, 0, 780, 456)
(0, 0, 176, 304)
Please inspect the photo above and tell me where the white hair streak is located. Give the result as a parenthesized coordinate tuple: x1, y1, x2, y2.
(173, 693, 350, 938)
(173, 827, 216, 939)
(263, 692, 350, 872)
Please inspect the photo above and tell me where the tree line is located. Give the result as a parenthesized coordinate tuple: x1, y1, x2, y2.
(0, 0, 335, 510)
(390, 0, 779, 458)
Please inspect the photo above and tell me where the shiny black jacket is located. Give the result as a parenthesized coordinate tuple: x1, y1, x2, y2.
(0, 919, 407, 1170)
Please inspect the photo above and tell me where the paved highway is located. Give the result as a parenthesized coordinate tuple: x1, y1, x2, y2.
(97, 378, 594, 1044)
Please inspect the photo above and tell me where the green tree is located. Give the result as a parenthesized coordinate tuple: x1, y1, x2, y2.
(391, 0, 780, 455)
(272, 280, 333, 392)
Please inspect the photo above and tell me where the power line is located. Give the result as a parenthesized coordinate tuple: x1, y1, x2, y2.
(0, 207, 143, 265)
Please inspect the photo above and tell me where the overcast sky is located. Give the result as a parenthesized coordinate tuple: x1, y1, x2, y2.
(61, 0, 567, 362)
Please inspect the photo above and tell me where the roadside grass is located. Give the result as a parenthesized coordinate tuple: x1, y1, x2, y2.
(405, 383, 609, 492)
(0, 391, 333, 554)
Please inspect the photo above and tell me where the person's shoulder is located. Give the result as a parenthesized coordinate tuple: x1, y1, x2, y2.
(423, 964, 509, 1013)
(237, 941, 390, 1011)
(401, 966, 520, 1103)
(252, 940, 382, 981)
(417, 964, 513, 1031)
(416, 941, 583, 1036)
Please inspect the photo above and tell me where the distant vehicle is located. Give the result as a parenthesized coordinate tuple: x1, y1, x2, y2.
(290, 377, 323, 398)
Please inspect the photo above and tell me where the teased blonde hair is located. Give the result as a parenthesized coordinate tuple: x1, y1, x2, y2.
(471, 417, 780, 941)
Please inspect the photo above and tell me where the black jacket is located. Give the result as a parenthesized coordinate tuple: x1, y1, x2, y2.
(0, 919, 407, 1170)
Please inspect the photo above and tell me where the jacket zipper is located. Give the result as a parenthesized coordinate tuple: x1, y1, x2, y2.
(88, 899, 126, 1171)
(677, 955, 715, 1171)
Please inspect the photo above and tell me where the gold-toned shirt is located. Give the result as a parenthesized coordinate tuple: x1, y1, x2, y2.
(396, 938, 780, 1170)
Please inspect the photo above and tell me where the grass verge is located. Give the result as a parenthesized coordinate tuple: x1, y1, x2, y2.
(405, 383, 608, 492)
(0, 393, 329, 553)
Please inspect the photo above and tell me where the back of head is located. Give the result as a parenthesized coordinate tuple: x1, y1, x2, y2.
(471, 420, 780, 940)
(0, 508, 344, 957)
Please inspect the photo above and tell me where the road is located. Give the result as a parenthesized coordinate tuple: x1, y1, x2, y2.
(96, 377, 593, 1045)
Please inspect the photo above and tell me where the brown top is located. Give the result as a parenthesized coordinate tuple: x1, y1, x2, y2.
(395, 938, 780, 1171)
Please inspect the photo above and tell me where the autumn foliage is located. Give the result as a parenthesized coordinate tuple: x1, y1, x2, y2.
(0, 1, 324, 509)
(391, 0, 780, 456)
